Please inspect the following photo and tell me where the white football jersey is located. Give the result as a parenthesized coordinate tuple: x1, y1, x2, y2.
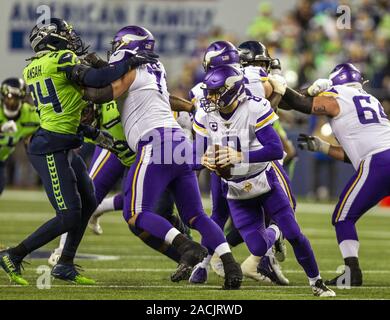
(242, 65, 268, 98)
(173, 111, 193, 140)
(189, 82, 203, 111)
(109, 49, 181, 150)
(193, 95, 279, 180)
(326, 85, 390, 170)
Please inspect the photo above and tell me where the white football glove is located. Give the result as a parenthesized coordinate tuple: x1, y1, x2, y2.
(298, 134, 330, 154)
(1, 120, 17, 134)
(307, 78, 332, 96)
(216, 146, 243, 168)
(268, 74, 287, 95)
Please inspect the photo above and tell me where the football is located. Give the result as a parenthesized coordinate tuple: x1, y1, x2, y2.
(213, 144, 234, 180)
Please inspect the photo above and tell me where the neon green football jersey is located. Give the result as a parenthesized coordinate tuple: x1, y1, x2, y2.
(23, 50, 87, 135)
(99, 101, 126, 141)
(85, 101, 136, 167)
(0, 102, 40, 161)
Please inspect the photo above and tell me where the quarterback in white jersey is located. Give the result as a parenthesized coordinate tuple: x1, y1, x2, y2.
(101, 26, 243, 290)
(276, 62, 390, 287)
(189, 40, 291, 286)
(193, 64, 335, 297)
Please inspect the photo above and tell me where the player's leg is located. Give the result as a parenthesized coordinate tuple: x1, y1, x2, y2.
(327, 153, 390, 286)
(88, 147, 126, 234)
(170, 166, 242, 289)
(128, 189, 183, 263)
(50, 151, 97, 284)
(49, 147, 125, 264)
(123, 142, 208, 279)
(0, 161, 5, 196)
(0, 151, 84, 285)
(262, 165, 335, 296)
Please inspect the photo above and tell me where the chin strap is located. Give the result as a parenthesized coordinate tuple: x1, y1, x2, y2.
(3, 105, 22, 119)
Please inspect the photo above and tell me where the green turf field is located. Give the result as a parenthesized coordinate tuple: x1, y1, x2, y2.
(1, 190, 390, 300)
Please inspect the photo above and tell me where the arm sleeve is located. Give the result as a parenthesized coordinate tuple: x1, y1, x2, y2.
(67, 59, 131, 88)
(245, 125, 284, 163)
(282, 87, 313, 114)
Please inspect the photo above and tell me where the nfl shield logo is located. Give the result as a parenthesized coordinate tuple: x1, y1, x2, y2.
(210, 122, 218, 131)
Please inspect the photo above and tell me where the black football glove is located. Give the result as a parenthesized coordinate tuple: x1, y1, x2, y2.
(83, 52, 109, 68)
(126, 50, 159, 69)
(297, 133, 330, 154)
(270, 58, 282, 71)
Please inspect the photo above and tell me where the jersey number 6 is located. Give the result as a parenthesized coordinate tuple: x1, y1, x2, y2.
(353, 95, 387, 125)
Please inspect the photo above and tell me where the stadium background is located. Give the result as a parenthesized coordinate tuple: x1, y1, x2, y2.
(0, 0, 389, 200)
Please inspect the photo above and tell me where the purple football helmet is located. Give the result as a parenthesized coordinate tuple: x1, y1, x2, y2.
(109, 26, 155, 58)
(202, 41, 240, 72)
(329, 63, 363, 86)
(200, 65, 245, 113)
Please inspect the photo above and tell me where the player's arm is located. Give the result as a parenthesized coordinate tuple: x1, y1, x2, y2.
(217, 106, 283, 167)
(297, 134, 351, 163)
(277, 86, 340, 117)
(169, 95, 196, 113)
(82, 69, 137, 104)
(67, 51, 157, 89)
(264, 59, 286, 110)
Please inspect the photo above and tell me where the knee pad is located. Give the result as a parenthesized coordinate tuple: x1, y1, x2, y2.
(57, 209, 82, 231)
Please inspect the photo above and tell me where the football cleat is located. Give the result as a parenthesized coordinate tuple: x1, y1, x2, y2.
(273, 235, 287, 262)
(48, 249, 62, 267)
(257, 255, 289, 285)
(311, 279, 336, 297)
(241, 254, 270, 283)
(223, 261, 243, 290)
(171, 240, 208, 282)
(51, 263, 96, 285)
(189, 263, 208, 284)
(210, 253, 225, 278)
(0, 250, 29, 286)
(88, 214, 103, 235)
(325, 268, 363, 287)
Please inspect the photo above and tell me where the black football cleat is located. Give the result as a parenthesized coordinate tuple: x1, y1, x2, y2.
(171, 240, 208, 282)
(223, 261, 242, 290)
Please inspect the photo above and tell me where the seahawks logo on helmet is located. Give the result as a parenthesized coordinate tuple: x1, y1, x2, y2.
(29, 18, 88, 56)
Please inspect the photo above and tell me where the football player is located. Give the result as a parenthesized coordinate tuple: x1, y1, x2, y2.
(0, 78, 39, 196)
(49, 100, 191, 266)
(189, 41, 289, 285)
(274, 63, 390, 287)
(193, 65, 335, 297)
(0, 18, 155, 285)
(85, 26, 243, 289)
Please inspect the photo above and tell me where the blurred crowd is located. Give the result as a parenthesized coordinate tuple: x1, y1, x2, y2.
(2, 0, 390, 200)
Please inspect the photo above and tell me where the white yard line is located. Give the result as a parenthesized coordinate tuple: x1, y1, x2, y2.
(19, 268, 390, 273)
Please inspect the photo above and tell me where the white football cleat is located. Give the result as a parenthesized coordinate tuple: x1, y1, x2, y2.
(311, 279, 336, 297)
(241, 254, 271, 283)
(48, 249, 62, 267)
(88, 214, 103, 235)
(210, 253, 225, 278)
(257, 255, 289, 285)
